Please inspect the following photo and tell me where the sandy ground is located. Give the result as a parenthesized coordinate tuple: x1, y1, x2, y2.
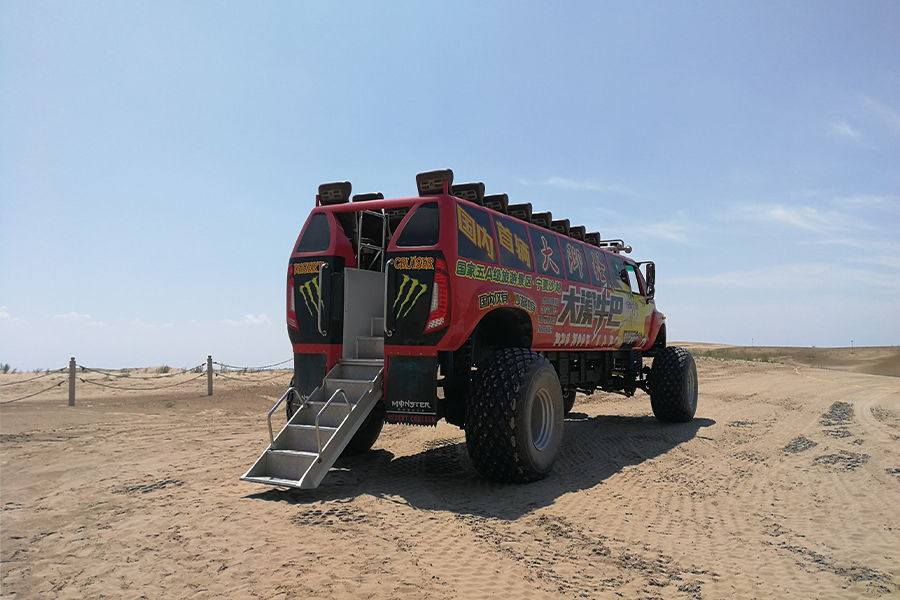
(2, 349, 899, 599)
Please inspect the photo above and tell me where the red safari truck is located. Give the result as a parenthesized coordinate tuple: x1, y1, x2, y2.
(242, 169, 698, 489)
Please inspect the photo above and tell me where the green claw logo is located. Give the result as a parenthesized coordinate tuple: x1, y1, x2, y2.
(297, 278, 320, 316)
(393, 274, 427, 319)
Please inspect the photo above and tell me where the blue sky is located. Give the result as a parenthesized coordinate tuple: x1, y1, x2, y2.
(2, 1, 898, 370)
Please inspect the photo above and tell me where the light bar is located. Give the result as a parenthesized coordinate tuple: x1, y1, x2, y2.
(551, 219, 570, 236)
(531, 211, 553, 230)
(352, 192, 384, 202)
(507, 203, 532, 223)
(483, 193, 509, 214)
(584, 231, 601, 247)
(416, 169, 454, 196)
(318, 181, 352, 205)
(450, 182, 485, 205)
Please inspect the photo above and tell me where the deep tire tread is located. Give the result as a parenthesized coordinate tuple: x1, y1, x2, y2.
(648, 346, 698, 423)
(465, 348, 562, 483)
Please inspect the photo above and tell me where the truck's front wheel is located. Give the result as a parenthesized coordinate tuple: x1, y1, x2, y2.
(648, 346, 698, 423)
(465, 348, 564, 483)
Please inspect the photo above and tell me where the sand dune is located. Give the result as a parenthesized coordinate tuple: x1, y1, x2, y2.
(2, 349, 899, 598)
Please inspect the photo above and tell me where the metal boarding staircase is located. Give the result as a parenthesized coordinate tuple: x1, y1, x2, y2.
(240, 316, 385, 489)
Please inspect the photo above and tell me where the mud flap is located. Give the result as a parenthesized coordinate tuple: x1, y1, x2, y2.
(385, 355, 438, 425)
(292, 353, 326, 403)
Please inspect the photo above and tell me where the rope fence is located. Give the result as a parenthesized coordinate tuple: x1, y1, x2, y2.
(0, 355, 292, 405)
(213, 358, 292, 371)
(77, 364, 206, 380)
(0, 369, 66, 387)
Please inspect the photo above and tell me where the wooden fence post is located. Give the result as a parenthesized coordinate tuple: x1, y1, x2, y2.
(68, 357, 76, 406)
(207, 355, 213, 396)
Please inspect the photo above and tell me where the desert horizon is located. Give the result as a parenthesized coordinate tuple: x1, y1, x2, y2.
(2, 344, 899, 598)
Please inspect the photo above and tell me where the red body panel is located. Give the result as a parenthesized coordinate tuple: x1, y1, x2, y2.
(288, 193, 663, 357)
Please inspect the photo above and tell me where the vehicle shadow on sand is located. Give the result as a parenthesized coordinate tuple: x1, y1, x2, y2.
(245, 413, 715, 520)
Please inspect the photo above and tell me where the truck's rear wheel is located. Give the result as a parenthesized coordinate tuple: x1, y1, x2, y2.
(465, 348, 564, 483)
(342, 402, 385, 456)
(648, 346, 698, 423)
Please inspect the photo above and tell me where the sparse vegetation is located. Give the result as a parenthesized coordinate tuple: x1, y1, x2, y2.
(2, 363, 10, 374)
(694, 348, 776, 363)
(156, 365, 171, 374)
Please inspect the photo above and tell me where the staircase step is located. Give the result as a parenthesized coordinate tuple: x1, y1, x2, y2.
(264, 449, 317, 481)
(241, 475, 304, 487)
(357, 336, 384, 359)
(339, 358, 383, 366)
(324, 378, 370, 402)
(332, 361, 383, 380)
(291, 401, 353, 428)
(371, 317, 385, 337)
(280, 424, 338, 452)
(241, 362, 385, 490)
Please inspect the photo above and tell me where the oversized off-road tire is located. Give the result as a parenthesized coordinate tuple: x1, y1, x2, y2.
(563, 389, 577, 414)
(342, 401, 386, 456)
(648, 346, 698, 423)
(465, 348, 564, 483)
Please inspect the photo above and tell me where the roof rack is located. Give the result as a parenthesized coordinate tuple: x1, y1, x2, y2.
(598, 239, 632, 254)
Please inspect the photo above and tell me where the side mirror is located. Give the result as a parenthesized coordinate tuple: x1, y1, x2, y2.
(644, 262, 656, 298)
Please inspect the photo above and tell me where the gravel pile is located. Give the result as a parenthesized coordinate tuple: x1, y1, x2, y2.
(783, 436, 818, 453)
(820, 401, 854, 427)
(814, 450, 869, 471)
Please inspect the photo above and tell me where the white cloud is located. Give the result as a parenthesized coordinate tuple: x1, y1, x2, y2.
(52, 312, 95, 323)
(730, 203, 847, 235)
(670, 264, 889, 290)
(519, 177, 637, 196)
(831, 194, 900, 212)
(221, 314, 271, 325)
(632, 221, 693, 244)
(827, 120, 862, 140)
(863, 95, 900, 134)
(0, 307, 24, 323)
(765, 205, 833, 232)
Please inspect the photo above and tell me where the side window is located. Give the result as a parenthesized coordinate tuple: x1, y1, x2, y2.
(396, 202, 440, 247)
(606, 254, 631, 292)
(585, 248, 613, 287)
(625, 264, 644, 295)
(456, 203, 497, 264)
(296, 213, 331, 253)
(561, 238, 590, 284)
(492, 215, 534, 271)
(529, 229, 563, 278)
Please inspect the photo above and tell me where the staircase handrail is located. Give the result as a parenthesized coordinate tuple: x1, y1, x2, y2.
(315, 388, 352, 456)
(267, 387, 303, 446)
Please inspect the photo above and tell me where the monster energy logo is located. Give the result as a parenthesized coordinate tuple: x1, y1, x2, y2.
(296, 277, 320, 316)
(394, 274, 427, 319)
